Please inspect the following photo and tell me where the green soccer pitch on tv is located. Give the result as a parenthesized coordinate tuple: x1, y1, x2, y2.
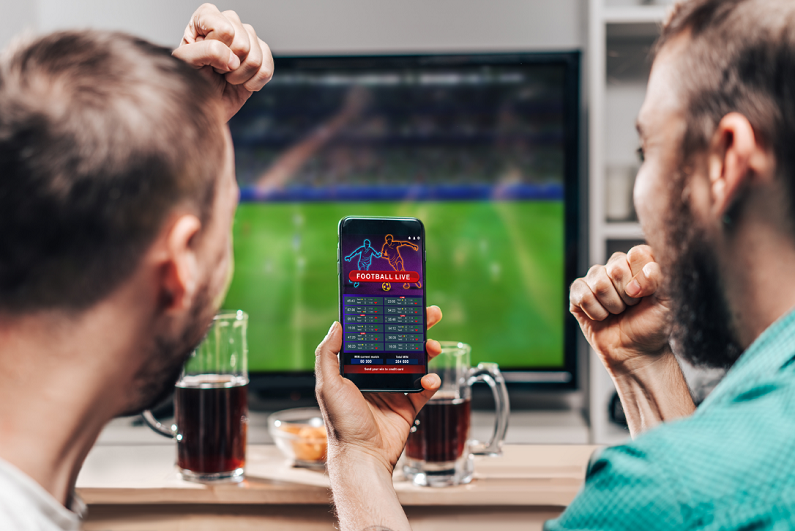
(222, 51, 581, 389)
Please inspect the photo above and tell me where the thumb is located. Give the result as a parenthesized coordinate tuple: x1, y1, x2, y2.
(625, 261, 665, 300)
(408, 373, 441, 414)
(315, 321, 343, 388)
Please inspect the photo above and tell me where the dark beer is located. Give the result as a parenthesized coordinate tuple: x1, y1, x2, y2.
(174, 375, 248, 475)
(406, 397, 471, 463)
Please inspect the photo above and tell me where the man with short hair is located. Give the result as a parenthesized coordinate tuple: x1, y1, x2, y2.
(315, 0, 795, 528)
(0, 5, 272, 529)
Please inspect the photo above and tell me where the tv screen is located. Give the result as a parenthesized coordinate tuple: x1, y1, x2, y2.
(225, 53, 580, 387)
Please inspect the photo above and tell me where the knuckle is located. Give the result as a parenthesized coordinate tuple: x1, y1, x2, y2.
(591, 277, 612, 297)
(246, 67, 273, 91)
(586, 264, 602, 278)
(607, 251, 627, 264)
(234, 39, 251, 55)
(606, 262, 624, 282)
(206, 40, 228, 59)
(570, 282, 588, 306)
(245, 47, 263, 67)
(568, 288, 580, 305)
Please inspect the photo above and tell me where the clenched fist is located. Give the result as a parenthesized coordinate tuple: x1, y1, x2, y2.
(570, 245, 671, 375)
(173, 3, 274, 121)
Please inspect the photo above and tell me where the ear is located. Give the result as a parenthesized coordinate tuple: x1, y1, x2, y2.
(158, 215, 202, 312)
(707, 112, 773, 220)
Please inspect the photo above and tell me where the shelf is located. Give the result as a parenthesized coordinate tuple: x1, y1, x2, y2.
(602, 5, 669, 24)
(601, 222, 645, 240)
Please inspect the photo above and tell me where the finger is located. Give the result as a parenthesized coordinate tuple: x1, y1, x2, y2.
(626, 245, 655, 279)
(182, 3, 235, 47)
(427, 305, 442, 330)
(172, 40, 240, 72)
(569, 278, 610, 321)
(225, 25, 267, 88)
(314, 321, 343, 391)
(625, 261, 665, 300)
(220, 11, 251, 63)
(605, 252, 640, 307)
(407, 373, 441, 414)
(243, 36, 274, 92)
(584, 265, 626, 315)
(569, 302, 590, 326)
(426, 339, 441, 362)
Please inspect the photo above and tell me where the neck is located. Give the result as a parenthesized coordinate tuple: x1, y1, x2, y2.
(0, 300, 145, 506)
(721, 217, 795, 349)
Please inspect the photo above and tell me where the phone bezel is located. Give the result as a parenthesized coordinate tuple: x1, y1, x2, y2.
(337, 216, 427, 393)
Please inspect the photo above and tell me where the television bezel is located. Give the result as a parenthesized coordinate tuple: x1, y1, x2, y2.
(240, 51, 582, 394)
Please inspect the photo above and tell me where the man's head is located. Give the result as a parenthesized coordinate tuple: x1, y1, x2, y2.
(385, 235, 393, 244)
(0, 31, 238, 413)
(636, 0, 795, 367)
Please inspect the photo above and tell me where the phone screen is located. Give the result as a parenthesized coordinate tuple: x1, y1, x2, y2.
(338, 217, 427, 392)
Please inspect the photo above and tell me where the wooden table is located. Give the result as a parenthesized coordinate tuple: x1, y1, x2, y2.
(76, 444, 598, 530)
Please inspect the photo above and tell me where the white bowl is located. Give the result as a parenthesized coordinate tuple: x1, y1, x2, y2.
(268, 407, 327, 467)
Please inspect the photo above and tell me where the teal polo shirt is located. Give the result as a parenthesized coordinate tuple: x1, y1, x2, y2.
(546, 309, 795, 530)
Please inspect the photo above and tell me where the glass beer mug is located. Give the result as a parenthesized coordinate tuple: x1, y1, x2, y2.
(143, 310, 249, 482)
(404, 341, 509, 487)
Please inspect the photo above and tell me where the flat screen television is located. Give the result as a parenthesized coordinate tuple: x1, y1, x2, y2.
(224, 52, 581, 393)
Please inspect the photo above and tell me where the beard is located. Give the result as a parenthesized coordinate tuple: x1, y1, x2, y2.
(117, 282, 216, 417)
(662, 175, 744, 369)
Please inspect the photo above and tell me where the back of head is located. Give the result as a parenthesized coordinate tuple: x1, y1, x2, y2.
(658, 0, 795, 220)
(0, 30, 225, 312)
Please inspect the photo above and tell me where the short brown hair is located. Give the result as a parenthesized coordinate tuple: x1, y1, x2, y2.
(656, 0, 795, 192)
(0, 31, 225, 311)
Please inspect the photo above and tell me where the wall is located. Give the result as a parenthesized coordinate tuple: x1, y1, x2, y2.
(1, 0, 585, 53)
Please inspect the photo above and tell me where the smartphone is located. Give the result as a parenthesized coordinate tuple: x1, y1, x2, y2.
(337, 216, 427, 392)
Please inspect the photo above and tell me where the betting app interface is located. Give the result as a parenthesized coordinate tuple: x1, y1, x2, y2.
(340, 231, 426, 376)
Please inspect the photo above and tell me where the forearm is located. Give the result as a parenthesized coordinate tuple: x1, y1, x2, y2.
(608, 347, 695, 438)
(327, 446, 409, 531)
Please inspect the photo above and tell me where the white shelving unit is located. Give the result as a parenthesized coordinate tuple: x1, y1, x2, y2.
(587, 0, 670, 444)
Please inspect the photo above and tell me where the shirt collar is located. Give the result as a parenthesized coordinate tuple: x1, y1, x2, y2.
(0, 457, 83, 529)
(699, 307, 795, 410)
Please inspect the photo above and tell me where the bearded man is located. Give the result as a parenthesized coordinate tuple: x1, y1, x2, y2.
(315, 0, 795, 529)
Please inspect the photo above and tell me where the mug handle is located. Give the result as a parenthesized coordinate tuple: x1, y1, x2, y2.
(141, 410, 177, 439)
(467, 362, 510, 456)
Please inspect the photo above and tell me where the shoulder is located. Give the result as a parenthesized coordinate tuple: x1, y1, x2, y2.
(548, 373, 795, 530)
(650, 372, 795, 505)
(546, 436, 691, 530)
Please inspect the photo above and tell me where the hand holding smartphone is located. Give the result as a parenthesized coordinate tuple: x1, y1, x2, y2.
(337, 216, 427, 392)
(316, 225, 440, 524)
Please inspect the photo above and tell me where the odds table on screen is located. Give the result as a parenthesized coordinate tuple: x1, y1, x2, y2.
(343, 296, 424, 365)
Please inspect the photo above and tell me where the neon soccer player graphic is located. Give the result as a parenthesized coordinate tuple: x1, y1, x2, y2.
(381, 234, 422, 289)
(344, 239, 382, 287)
